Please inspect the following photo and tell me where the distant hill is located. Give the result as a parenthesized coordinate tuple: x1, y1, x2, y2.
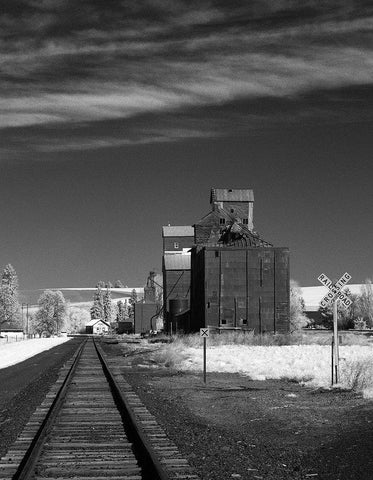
(20, 287, 144, 308)
(301, 284, 365, 312)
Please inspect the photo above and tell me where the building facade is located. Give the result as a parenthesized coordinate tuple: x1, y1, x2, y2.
(162, 188, 290, 333)
(190, 246, 289, 333)
(162, 225, 194, 331)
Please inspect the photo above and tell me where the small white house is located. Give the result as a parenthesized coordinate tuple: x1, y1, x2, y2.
(85, 319, 110, 335)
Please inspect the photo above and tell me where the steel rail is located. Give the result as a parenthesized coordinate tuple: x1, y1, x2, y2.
(13, 338, 87, 480)
(94, 339, 170, 480)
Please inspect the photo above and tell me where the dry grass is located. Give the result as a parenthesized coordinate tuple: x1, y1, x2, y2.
(150, 330, 372, 348)
(340, 359, 373, 392)
(150, 331, 373, 396)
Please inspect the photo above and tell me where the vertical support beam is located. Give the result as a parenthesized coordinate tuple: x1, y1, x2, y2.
(273, 249, 276, 333)
(259, 257, 263, 287)
(259, 296, 262, 334)
(333, 300, 339, 384)
(331, 337, 334, 385)
(234, 297, 237, 327)
(203, 337, 207, 384)
(218, 250, 222, 326)
(245, 250, 249, 326)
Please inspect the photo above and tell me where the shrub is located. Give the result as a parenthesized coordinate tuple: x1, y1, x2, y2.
(340, 359, 373, 392)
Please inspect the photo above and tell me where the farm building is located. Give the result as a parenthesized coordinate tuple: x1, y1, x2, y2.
(85, 319, 110, 335)
(134, 303, 159, 334)
(162, 188, 290, 333)
(190, 246, 289, 332)
(162, 225, 194, 332)
(134, 271, 163, 334)
(191, 188, 289, 333)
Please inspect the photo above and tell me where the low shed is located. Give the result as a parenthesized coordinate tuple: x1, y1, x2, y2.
(85, 319, 110, 335)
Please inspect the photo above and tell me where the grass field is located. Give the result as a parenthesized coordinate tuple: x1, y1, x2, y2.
(141, 331, 373, 398)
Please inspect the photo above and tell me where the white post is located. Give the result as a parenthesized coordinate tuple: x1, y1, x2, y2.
(333, 300, 339, 384)
(203, 337, 207, 384)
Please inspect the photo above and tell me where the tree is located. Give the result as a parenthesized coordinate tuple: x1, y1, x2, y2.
(316, 288, 356, 330)
(0, 264, 21, 332)
(114, 280, 124, 288)
(27, 313, 37, 336)
(34, 290, 67, 336)
(130, 289, 138, 305)
(90, 286, 104, 319)
(2, 264, 19, 294)
(116, 300, 128, 322)
(358, 279, 373, 328)
(66, 307, 90, 334)
(128, 289, 138, 319)
(103, 287, 112, 324)
(289, 280, 309, 332)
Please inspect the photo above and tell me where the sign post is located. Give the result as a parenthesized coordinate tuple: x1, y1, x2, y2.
(333, 299, 339, 383)
(200, 328, 209, 383)
(318, 272, 352, 385)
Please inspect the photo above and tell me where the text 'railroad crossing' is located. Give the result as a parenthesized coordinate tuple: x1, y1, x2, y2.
(318, 272, 352, 308)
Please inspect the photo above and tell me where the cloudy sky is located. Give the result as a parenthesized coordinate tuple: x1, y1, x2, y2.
(1, 0, 372, 291)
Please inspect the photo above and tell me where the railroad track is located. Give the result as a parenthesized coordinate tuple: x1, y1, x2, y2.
(0, 338, 199, 480)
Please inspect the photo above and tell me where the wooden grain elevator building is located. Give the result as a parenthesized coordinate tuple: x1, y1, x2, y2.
(163, 188, 290, 334)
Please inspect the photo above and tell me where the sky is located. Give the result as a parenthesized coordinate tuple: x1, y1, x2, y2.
(0, 1, 372, 292)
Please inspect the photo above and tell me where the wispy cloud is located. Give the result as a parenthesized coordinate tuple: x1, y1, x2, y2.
(0, 0, 372, 151)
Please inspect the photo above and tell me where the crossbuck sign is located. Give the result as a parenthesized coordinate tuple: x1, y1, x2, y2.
(318, 272, 352, 308)
(200, 328, 209, 383)
(318, 272, 352, 385)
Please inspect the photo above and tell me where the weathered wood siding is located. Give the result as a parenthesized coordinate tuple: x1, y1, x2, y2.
(163, 235, 194, 252)
(191, 246, 290, 333)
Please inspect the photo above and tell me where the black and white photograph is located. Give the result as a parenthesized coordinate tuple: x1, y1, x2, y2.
(1, 1, 372, 479)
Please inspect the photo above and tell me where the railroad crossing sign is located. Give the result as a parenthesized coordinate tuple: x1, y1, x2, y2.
(200, 328, 209, 337)
(200, 328, 209, 384)
(318, 271, 352, 386)
(318, 272, 352, 308)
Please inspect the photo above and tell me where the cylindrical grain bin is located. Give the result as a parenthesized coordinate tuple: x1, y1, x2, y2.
(168, 298, 190, 333)
(169, 298, 189, 315)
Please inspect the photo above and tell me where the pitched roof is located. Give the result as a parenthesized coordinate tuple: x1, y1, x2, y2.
(218, 222, 273, 247)
(211, 188, 254, 203)
(162, 226, 194, 237)
(195, 210, 272, 247)
(163, 254, 191, 270)
(85, 319, 110, 327)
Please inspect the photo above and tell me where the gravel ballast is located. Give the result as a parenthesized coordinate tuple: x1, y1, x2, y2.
(2, 337, 373, 479)
(101, 339, 373, 480)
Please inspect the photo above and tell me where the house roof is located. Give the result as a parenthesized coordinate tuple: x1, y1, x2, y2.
(85, 319, 110, 327)
(195, 209, 272, 247)
(211, 188, 254, 203)
(163, 253, 191, 270)
(162, 225, 194, 237)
